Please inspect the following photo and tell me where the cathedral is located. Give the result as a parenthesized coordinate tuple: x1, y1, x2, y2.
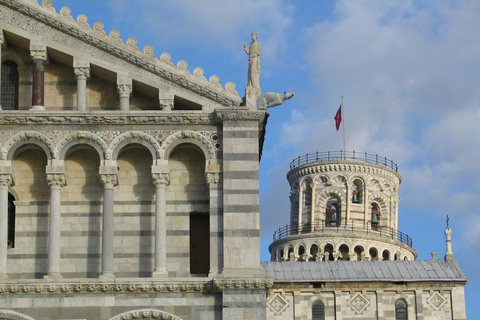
(0, 1, 466, 319)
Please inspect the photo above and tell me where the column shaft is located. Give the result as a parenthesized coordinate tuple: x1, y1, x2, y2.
(32, 59, 45, 107)
(0, 176, 11, 278)
(152, 173, 169, 277)
(45, 174, 65, 279)
(101, 183, 115, 277)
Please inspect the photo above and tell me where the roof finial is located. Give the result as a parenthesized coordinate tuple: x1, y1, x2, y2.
(445, 217, 455, 261)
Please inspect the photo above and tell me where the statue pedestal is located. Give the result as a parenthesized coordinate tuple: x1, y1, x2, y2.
(245, 87, 261, 109)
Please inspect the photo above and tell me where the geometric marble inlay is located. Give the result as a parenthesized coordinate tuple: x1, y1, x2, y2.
(427, 292, 446, 311)
(267, 293, 289, 315)
(348, 292, 370, 314)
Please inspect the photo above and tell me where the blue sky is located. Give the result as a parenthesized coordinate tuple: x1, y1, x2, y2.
(54, 0, 479, 317)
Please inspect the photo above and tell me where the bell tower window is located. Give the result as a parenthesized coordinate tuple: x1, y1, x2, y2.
(1, 61, 19, 110)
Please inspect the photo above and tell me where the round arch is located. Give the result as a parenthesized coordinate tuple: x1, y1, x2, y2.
(110, 131, 159, 161)
(5, 132, 53, 161)
(57, 132, 107, 161)
(160, 131, 215, 161)
(0, 310, 36, 320)
(108, 309, 184, 320)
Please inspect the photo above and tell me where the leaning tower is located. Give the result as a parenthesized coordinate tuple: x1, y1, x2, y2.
(269, 151, 417, 262)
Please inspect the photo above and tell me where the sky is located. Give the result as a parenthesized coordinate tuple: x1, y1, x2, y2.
(53, 0, 478, 317)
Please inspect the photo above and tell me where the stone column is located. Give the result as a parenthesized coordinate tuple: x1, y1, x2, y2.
(0, 173, 13, 278)
(445, 227, 455, 261)
(152, 171, 169, 277)
(99, 170, 118, 278)
(345, 183, 351, 226)
(0, 29, 4, 110)
(29, 42, 48, 111)
(117, 75, 132, 111)
(206, 169, 222, 276)
(298, 186, 303, 230)
(159, 91, 174, 111)
(73, 59, 90, 112)
(363, 185, 369, 226)
(44, 173, 66, 279)
(310, 182, 316, 232)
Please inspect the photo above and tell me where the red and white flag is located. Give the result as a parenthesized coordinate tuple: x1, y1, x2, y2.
(334, 105, 342, 131)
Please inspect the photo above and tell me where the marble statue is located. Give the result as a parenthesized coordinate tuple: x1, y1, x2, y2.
(256, 91, 294, 109)
(244, 32, 261, 88)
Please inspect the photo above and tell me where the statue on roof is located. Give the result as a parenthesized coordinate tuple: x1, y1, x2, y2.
(244, 32, 261, 89)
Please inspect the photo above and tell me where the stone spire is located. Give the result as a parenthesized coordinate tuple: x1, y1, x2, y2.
(445, 226, 455, 261)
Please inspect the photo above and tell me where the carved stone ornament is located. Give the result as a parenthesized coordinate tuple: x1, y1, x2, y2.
(100, 174, 118, 186)
(46, 173, 66, 187)
(0, 280, 214, 295)
(152, 173, 170, 186)
(267, 293, 289, 315)
(206, 172, 221, 185)
(214, 110, 266, 122)
(348, 292, 370, 314)
(0, 174, 13, 187)
(117, 84, 132, 97)
(74, 66, 91, 80)
(0, 114, 215, 125)
(213, 278, 273, 290)
(109, 309, 183, 320)
(0, 310, 36, 320)
(427, 292, 447, 311)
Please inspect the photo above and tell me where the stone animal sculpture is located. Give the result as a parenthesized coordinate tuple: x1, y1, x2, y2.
(256, 91, 294, 109)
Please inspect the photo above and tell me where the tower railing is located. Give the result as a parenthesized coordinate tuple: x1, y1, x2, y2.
(272, 222, 413, 247)
(289, 151, 398, 172)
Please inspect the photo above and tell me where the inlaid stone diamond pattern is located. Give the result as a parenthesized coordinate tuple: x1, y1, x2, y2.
(427, 292, 446, 310)
(348, 292, 370, 314)
(267, 293, 289, 315)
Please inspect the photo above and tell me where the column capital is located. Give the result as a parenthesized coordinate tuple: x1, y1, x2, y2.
(206, 172, 221, 186)
(74, 66, 91, 80)
(159, 91, 174, 111)
(29, 41, 48, 61)
(117, 84, 132, 97)
(100, 174, 118, 187)
(0, 174, 13, 188)
(152, 173, 170, 186)
(46, 174, 66, 187)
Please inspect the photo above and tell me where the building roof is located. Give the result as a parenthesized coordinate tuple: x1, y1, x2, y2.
(261, 260, 467, 283)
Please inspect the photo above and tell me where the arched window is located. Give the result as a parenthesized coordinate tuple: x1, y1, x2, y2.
(352, 179, 363, 204)
(8, 193, 16, 248)
(325, 201, 340, 227)
(395, 299, 408, 320)
(371, 202, 380, 230)
(1, 61, 19, 110)
(312, 300, 325, 320)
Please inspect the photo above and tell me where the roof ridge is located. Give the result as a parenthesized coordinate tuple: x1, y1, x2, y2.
(3, 0, 242, 106)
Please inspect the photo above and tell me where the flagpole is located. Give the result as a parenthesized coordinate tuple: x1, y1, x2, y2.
(342, 96, 346, 158)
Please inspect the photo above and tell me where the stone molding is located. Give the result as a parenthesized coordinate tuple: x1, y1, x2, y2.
(215, 109, 266, 122)
(0, 0, 242, 106)
(213, 277, 273, 290)
(0, 310, 35, 320)
(0, 114, 216, 125)
(109, 309, 183, 320)
(0, 280, 215, 295)
(0, 129, 222, 161)
(287, 161, 401, 185)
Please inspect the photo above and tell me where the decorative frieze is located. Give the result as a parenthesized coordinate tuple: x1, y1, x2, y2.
(215, 109, 266, 122)
(0, 281, 215, 295)
(213, 277, 273, 290)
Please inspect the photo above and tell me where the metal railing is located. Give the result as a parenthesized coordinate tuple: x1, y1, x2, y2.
(289, 151, 398, 172)
(272, 221, 412, 247)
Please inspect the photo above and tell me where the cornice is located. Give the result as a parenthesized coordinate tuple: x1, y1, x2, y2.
(287, 161, 402, 185)
(0, 113, 216, 125)
(215, 109, 266, 122)
(0, 0, 242, 107)
(0, 276, 274, 294)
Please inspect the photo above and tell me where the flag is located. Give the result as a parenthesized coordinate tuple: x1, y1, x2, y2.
(334, 105, 342, 131)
